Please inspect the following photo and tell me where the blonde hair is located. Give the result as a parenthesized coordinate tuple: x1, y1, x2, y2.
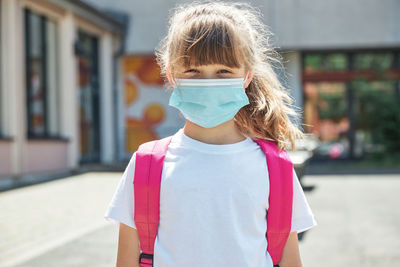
(155, 1, 304, 151)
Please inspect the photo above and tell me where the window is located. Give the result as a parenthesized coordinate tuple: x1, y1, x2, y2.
(304, 53, 348, 73)
(302, 50, 400, 159)
(24, 9, 60, 138)
(353, 52, 393, 71)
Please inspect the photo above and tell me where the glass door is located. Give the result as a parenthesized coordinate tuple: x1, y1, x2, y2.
(302, 51, 400, 159)
(303, 81, 350, 159)
(77, 30, 100, 163)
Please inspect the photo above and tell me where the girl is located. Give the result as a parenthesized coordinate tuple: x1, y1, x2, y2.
(105, 1, 317, 267)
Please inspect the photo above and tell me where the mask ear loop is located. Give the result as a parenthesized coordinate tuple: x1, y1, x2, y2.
(243, 71, 250, 88)
(170, 67, 178, 88)
(171, 75, 184, 95)
(171, 75, 177, 88)
(244, 71, 250, 82)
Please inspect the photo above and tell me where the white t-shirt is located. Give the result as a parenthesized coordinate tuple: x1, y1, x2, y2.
(105, 128, 317, 267)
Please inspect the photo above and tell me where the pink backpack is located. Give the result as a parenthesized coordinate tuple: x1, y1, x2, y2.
(134, 135, 293, 267)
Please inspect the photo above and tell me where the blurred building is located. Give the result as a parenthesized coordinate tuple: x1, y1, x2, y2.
(83, 0, 400, 161)
(1, 0, 399, 181)
(0, 0, 125, 179)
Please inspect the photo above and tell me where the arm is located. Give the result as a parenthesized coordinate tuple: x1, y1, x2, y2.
(116, 222, 141, 267)
(278, 232, 302, 267)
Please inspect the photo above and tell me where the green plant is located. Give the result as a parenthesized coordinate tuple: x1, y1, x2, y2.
(318, 92, 347, 122)
(354, 80, 400, 155)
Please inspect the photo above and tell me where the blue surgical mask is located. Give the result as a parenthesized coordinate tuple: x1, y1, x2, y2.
(168, 74, 250, 128)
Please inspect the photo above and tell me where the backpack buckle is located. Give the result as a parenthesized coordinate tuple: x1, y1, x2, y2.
(139, 253, 153, 266)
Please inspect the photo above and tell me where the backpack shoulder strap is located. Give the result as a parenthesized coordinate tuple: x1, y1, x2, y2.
(253, 138, 293, 266)
(134, 135, 173, 267)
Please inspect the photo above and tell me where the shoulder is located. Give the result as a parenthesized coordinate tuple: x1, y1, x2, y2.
(252, 138, 292, 164)
(124, 152, 137, 181)
(137, 135, 175, 153)
(128, 151, 137, 164)
(137, 139, 158, 152)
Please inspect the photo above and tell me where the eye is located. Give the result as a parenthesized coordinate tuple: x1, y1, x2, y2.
(218, 69, 232, 74)
(184, 69, 199, 73)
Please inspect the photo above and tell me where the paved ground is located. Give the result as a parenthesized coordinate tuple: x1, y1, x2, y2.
(300, 174, 400, 266)
(1, 172, 399, 267)
(0, 172, 121, 267)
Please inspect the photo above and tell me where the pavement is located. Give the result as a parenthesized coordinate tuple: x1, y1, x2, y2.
(1, 171, 399, 267)
(300, 174, 400, 266)
(0, 172, 121, 267)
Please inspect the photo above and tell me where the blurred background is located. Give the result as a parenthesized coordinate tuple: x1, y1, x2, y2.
(0, 0, 399, 266)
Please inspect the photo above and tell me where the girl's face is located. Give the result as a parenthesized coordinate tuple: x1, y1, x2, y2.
(167, 63, 254, 89)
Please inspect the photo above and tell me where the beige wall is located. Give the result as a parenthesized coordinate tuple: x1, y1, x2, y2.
(0, 0, 120, 179)
(0, 141, 13, 175)
(23, 141, 69, 174)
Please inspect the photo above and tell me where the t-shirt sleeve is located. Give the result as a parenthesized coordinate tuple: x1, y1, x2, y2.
(290, 168, 318, 233)
(104, 152, 137, 229)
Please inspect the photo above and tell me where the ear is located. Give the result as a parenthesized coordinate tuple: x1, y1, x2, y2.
(166, 66, 175, 87)
(244, 70, 254, 89)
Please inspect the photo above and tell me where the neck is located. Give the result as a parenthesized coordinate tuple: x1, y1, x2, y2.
(183, 119, 247, 145)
